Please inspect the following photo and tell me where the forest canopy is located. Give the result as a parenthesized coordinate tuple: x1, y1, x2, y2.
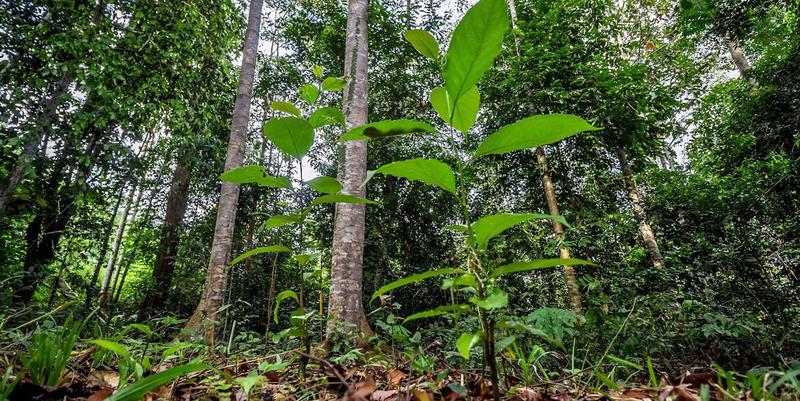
(0, 0, 798, 400)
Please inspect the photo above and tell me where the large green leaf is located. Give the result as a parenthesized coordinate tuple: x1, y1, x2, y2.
(107, 364, 209, 401)
(371, 268, 464, 302)
(471, 213, 568, 249)
(430, 86, 480, 133)
(308, 107, 344, 128)
(368, 158, 456, 194)
(230, 245, 292, 267)
(474, 114, 601, 158)
(91, 339, 131, 360)
(403, 29, 440, 60)
(489, 258, 596, 278)
(220, 165, 291, 188)
(443, 0, 508, 109)
(263, 117, 315, 159)
(469, 288, 509, 310)
(310, 194, 378, 207)
(322, 77, 346, 91)
(265, 214, 302, 229)
(300, 84, 319, 104)
(340, 119, 436, 141)
(305, 176, 342, 194)
(456, 332, 482, 360)
(403, 304, 472, 323)
(270, 101, 301, 117)
(274, 290, 299, 323)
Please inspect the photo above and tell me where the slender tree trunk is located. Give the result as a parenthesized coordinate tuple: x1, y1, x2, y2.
(535, 147, 583, 313)
(725, 35, 758, 90)
(99, 186, 135, 304)
(507, 0, 583, 313)
(109, 188, 144, 298)
(186, 0, 263, 343)
(115, 194, 156, 304)
(616, 148, 666, 270)
(148, 161, 192, 309)
(85, 188, 123, 310)
(328, 0, 370, 337)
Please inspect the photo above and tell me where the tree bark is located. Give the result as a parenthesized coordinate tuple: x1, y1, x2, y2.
(109, 188, 144, 299)
(616, 148, 666, 270)
(328, 0, 370, 337)
(99, 186, 136, 304)
(148, 161, 192, 309)
(185, 0, 263, 343)
(725, 35, 758, 90)
(535, 147, 583, 313)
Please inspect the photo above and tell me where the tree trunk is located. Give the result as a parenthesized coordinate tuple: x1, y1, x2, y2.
(115, 193, 157, 304)
(616, 148, 666, 270)
(725, 35, 758, 90)
(507, 0, 582, 313)
(328, 0, 370, 337)
(535, 147, 583, 313)
(185, 0, 263, 343)
(99, 186, 136, 305)
(85, 188, 124, 310)
(148, 161, 192, 309)
(109, 188, 144, 299)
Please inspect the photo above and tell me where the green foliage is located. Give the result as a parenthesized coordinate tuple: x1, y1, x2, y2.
(473, 114, 601, 158)
(430, 85, 480, 133)
(220, 166, 292, 188)
(0, 366, 20, 401)
(263, 117, 315, 159)
(230, 245, 292, 267)
(456, 332, 481, 359)
(300, 83, 319, 104)
(470, 213, 567, 249)
(403, 29, 440, 60)
(305, 176, 342, 194)
(106, 364, 209, 401)
(371, 268, 464, 302)
(489, 259, 595, 278)
(21, 319, 82, 386)
(340, 119, 437, 141)
(367, 158, 457, 194)
(271, 101, 302, 117)
(308, 107, 345, 128)
(321, 77, 346, 91)
(309, 194, 378, 206)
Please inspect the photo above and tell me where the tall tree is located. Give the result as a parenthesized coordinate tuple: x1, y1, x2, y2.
(327, 0, 370, 337)
(185, 0, 264, 343)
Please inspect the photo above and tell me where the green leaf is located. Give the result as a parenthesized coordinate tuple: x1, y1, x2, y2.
(124, 323, 152, 337)
(469, 289, 509, 310)
(220, 165, 291, 188)
(322, 77, 346, 91)
(234, 370, 264, 396)
(265, 214, 302, 229)
(106, 364, 209, 401)
(293, 253, 317, 267)
(312, 65, 323, 79)
(263, 117, 315, 159)
(474, 114, 601, 158)
(305, 176, 342, 194)
(300, 84, 319, 104)
(606, 354, 644, 370)
(367, 158, 456, 194)
(91, 339, 131, 360)
(371, 268, 464, 302)
(456, 332, 482, 360)
(274, 290, 299, 323)
(340, 119, 436, 141)
(310, 194, 378, 207)
(309, 107, 344, 128)
(489, 258, 596, 278)
(404, 304, 472, 323)
(230, 245, 292, 267)
(270, 101, 301, 117)
(471, 213, 568, 249)
(442, 274, 478, 290)
(430, 86, 479, 133)
(403, 29, 440, 59)
(443, 0, 508, 109)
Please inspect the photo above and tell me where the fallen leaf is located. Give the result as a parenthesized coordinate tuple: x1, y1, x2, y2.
(372, 390, 398, 401)
(386, 369, 406, 387)
(87, 388, 113, 401)
(413, 389, 433, 401)
(516, 387, 543, 401)
(88, 370, 120, 389)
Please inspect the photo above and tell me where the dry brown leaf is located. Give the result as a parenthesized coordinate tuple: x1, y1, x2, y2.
(386, 369, 406, 387)
(372, 389, 398, 401)
(88, 370, 120, 389)
(412, 389, 433, 401)
(87, 388, 113, 401)
(516, 387, 543, 401)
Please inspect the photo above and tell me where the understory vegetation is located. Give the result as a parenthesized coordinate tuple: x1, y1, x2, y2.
(0, 0, 798, 400)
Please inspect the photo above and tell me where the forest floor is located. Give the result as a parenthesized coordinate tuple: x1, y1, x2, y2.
(5, 346, 783, 401)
